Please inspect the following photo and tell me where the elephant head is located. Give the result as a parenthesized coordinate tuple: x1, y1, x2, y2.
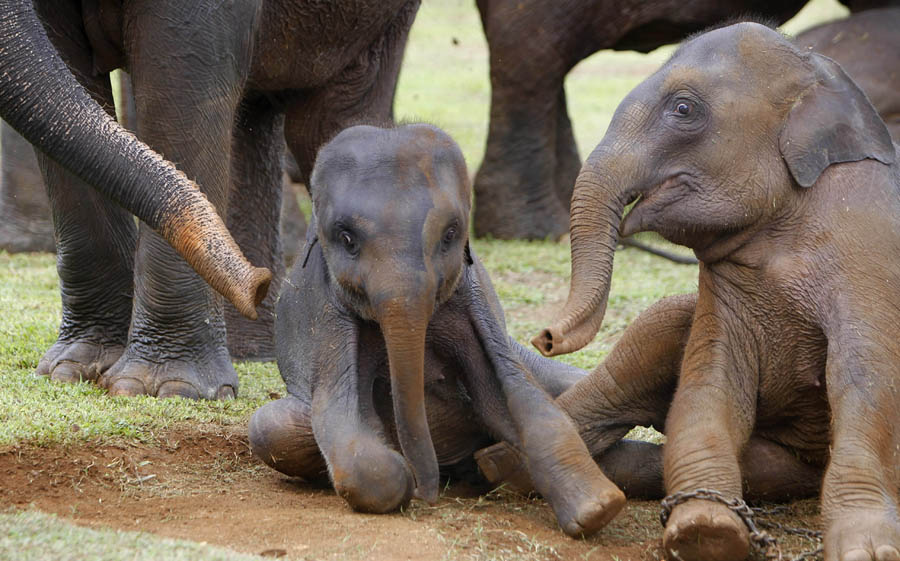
(0, 0, 270, 318)
(307, 124, 472, 503)
(533, 21, 895, 357)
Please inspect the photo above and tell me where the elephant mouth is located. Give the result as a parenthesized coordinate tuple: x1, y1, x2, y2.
(619, 174, 693, 238)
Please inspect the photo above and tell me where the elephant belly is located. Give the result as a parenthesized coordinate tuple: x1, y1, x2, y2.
(372, 358, 491, 467)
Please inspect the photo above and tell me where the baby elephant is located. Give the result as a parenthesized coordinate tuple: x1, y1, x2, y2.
(249, 124, 624, 537)
(531, 21, 900, 561)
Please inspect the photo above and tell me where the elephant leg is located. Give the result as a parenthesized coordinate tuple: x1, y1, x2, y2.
(282, 0, 415, 184)
(0, 120, 54, 253)
(477, 294, 694, 492)
(553, 87, 580, 210)
(473, 76, 570, 240)
(311, 368, 415, 514)
(248, 395, 327, 482)
(224, 95, 286, 361)
(594, 436, 822, 501)
(29, 1, 136, 384)
(99, 0, 261, 399)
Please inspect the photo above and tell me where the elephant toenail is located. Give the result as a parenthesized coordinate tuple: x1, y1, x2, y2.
(108, 378, 147, 396)
(217, 385, 236, 400)
(157, 381, 201, 400)
(876, 545, 900, 561)
(843, 549, 874, 561)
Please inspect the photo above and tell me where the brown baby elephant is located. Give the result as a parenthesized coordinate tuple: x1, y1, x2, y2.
(526, 21, 900, 561)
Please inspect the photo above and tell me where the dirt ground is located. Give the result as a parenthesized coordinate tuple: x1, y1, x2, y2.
(0, 426, 825, 561)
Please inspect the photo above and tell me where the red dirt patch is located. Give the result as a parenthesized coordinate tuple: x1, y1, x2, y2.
(0, 427, 823, 560)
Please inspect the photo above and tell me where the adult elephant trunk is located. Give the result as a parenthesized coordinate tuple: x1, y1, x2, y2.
(532, 146, 638, 357)
(377, 294, 439, 505)
(0, 0, 270, 319)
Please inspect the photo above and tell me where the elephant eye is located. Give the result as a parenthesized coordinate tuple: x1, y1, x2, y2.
(675, 102, 692, 116)
(339, 230, 359, 256)
(442, 226, 458, 248)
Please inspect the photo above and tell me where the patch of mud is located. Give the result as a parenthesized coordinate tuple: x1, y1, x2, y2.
(0, 427, 823, 561)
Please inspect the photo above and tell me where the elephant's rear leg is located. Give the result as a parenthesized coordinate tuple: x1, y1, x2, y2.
(0, 121, 54, 253)
(593, 436, 822, 501)
(249, 396, 327, 482)
(30, 1, 136, 384)
(224, 95, 286, 361)
(99, 0, 260, 399)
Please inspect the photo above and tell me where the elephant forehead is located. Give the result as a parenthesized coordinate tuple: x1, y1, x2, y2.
(668, 23, 807, 91)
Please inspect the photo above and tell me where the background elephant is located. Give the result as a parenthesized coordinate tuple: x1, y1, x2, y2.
(473, 0, 900, 240)
(249, 124, 626, 537)
(795, 6, 900, 140)
(0, 120, 54, 253)
(533, 22, 900, 561)
(4, 0, 419, 398)
(0, 0, 270, 326)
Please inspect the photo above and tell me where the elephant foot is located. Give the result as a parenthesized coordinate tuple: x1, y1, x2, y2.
(662, 500, 750, 561)
(0, 218, 55, 253)
(99, 346, 238, 400)
(474, 441, 534, 494)
(330, 440, 415, 514)
(825, 510, 900, 561)
(36, 337, 124, 384)
(472, 188, 570, 240)
(249, 396, 328, 482)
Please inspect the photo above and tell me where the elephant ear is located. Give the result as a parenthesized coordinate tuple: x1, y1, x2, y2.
(301, 211, 319, 269)
(779, 53, 895, 188)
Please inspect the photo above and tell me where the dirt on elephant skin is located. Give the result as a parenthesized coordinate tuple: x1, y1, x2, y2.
(0, 426, 823, 561)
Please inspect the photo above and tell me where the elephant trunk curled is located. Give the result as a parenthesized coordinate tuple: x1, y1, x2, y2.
(0, 0, 269, 318)
(533, 147, 636, 356)
(377, 296, 440, 504)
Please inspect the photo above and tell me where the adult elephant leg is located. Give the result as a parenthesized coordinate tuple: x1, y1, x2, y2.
(28, 1, 136, 384)
(473, 77, 570, 240)
(0, 120, 54, 252)
(100, 0, 261, 399)
(282, 0, 415, 185)
(225, 95, 285, 361)
(553, 87, 580, 210)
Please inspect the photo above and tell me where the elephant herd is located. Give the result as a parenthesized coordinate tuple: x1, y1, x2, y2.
(2, 1, 900, 560)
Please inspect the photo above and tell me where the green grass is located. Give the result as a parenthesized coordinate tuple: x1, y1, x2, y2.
(0, 0, 850, 557)
(0, 509, 271, 561)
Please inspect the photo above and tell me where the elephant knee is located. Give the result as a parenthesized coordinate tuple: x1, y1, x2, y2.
(249, 397, 326, 480)
(331, 444, 414, 514)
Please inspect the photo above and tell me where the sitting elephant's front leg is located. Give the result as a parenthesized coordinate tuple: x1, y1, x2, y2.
(308, 321, 416, 514)
(462, 265, 625, 537)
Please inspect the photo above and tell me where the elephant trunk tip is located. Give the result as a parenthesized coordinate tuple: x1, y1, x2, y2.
(531, 324, 583, 357)
(228, 266, 272, 320)
(531, 328, 557, 357)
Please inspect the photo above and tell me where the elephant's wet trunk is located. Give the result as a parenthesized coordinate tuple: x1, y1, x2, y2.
(0, 0, 269, 319)
(532, 148, 635, 356)
(379, 299, 439, 504)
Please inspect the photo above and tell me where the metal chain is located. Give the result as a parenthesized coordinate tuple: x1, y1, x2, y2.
(659, 489, 823, 561)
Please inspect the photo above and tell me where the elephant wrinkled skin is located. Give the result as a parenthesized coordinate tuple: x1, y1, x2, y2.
(1, 0, 418, 398)
(532, 22, 900, 561)
(249, 124, 625, 537)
